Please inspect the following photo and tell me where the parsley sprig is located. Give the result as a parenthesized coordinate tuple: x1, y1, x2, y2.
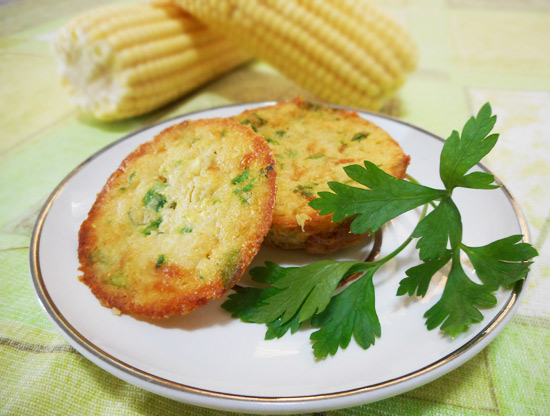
(223, 103, 538, 359)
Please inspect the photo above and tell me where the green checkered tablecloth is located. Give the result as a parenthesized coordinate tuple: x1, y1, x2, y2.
(1, 0, 549, 414)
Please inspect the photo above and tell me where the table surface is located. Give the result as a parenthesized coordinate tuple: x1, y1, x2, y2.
(1, 0, 549, 415)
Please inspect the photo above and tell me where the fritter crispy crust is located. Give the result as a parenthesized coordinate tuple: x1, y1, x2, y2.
(232, 98, 410, 253)
(78, 118, 276, 318)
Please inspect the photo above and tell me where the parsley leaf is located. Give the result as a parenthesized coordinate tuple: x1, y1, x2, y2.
(412, 197, 462, 261)
(222, 262, 290, 323)
(265, 313, 301, 340)
(439, 103, 499, 191)
(222, 285, 264, 322)
(223, 264, 305, 340)
(424, 252, 497, 337)
(397, 252, 452, 297)
(243, 260, 373, 324)
(222, 102, 539, 358)
(461, 235, 537, 290)
(310, 269, 381, 359)
(309, 162, 445, 233)
(222, 260, 378, 357)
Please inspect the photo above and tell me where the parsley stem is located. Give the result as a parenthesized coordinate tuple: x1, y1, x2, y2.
(342, 202, 429, 286)
(372, 203, 428, 267)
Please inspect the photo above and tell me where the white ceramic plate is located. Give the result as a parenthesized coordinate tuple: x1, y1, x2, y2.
(30, 103, 531, 414)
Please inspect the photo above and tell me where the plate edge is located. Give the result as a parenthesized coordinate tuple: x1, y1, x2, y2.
(28, 101, 533, 409)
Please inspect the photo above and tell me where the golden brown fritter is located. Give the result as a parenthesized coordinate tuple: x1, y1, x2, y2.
(78, 118, 276, 318)
(232, 98, 409, 253)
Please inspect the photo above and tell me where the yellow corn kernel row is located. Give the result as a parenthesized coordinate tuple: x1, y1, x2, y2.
(52, 1, 250, 120)
(174, 0, 418, 110)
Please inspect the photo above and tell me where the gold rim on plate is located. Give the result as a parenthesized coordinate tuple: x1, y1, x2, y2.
(29, 102, 532, 407)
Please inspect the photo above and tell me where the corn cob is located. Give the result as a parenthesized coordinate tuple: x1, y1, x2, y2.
(174, 0, 418, 110)
(52, 1, 250, 120)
